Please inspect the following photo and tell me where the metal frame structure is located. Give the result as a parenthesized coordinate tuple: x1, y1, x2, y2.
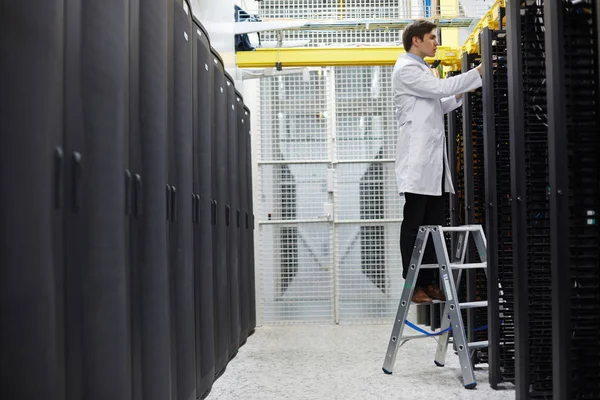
(236, 46, 461, 68)
(506, 1, 529, 398)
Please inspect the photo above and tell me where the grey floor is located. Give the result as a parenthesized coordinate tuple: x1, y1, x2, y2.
(209, 324, 515, 400)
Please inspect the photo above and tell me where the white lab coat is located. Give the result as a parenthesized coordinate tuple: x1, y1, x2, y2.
(392, 54, 482, 196)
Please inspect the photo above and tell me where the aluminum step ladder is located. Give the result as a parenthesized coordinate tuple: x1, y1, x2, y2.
(382, 225, 488, 389)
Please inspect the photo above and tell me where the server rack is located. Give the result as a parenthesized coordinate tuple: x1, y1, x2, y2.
(0, 3, 66, 399)
(170, 1, 196, 399)
(545, 1, 600, 399)
(226, 78, 241, 360)
(461, 53, 488, 360)
(192, 17, 216, 399)
(130, 0, 174, 399)
(245, 106, 257, 334)
(127, 1, 143, 399)
(507, 1, 552, 398)
(63, 1, 133, 399)
(480, 27, 514, 388)
(238, 97, 251, 346)
(211, 48, 231, 377)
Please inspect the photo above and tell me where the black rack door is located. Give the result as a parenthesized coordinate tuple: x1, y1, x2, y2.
(238, 98, 250, 346)
(211, 49, 230, 377)
(63, 1, 132, 399)
(226, 81, 241, 360)
(130, 0, 173, 399)
(245, 106, 257, 334)
(192, 18, 216, 399)
(480, 27, 514, 388)
(171, 1, 196, 399)
(545, 2, 600, 399)
(0, 3, 65, 399)
(507, 2, 552, 399)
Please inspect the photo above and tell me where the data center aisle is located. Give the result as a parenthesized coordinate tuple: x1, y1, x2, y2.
(209, 325, 515, 399)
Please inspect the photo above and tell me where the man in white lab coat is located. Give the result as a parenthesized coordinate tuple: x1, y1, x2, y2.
(393, 20, 483, 303)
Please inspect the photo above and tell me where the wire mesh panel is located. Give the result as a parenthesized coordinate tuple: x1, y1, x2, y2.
(259, 163, 329, 221)
(336, 222, 402, 322)
(335, 66, 397, 161)
(260, 223, 334, 323)
(259, 72, 329, 162)
(257, 0, 494, 20)
(334, 162, 402, 221)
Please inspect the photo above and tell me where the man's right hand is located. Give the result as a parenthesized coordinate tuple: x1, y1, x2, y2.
(476, 63, 483, 76)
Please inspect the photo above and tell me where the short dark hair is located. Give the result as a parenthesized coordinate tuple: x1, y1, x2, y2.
(402, 20, 437, 52)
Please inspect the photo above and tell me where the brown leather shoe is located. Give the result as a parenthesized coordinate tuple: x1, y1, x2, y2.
(425, 284, 446, 301)
(411, 287, 433, 303)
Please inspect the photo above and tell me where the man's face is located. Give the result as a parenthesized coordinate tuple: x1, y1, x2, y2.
(413, 29, 439, 57)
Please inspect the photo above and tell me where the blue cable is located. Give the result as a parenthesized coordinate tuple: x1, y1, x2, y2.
(404, 320, 490, 337)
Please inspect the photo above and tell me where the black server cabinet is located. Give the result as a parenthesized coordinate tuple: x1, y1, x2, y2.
(545, 2, 600, 399)
(507, 2, 552, 399)
(480, 27, 514, 388)
(192, 18, 216, 399)
(211, 48, 230, 378)
(129, 0, 174, 399)
(0, 2, 66, 399)
(238, 96, 250, 346)
(62, 1, 132, 399)
(244, 106, 257, 334)
(170, 1, 196, 399)
(226, 79, 241, 360)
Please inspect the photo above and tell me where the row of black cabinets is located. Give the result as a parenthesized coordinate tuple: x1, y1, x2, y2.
(0, 1, 256, 400)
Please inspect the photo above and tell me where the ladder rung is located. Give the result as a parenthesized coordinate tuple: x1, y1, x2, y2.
(439, 226, 482, 232)
(450, 262, 487, 269)
(419, 264, 440, 269)
(410, 299, 445, 305)
(467, 341, 489, 349)
(459, 301, 488, 309)
(399, 334, 433, 341)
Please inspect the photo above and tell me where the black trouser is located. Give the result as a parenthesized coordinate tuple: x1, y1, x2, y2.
(400, 192, 445, 287)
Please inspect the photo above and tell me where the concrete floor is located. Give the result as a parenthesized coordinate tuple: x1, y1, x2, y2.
(209, 324, 515, 400)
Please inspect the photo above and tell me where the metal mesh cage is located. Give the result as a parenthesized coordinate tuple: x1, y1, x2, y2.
(260, 223, 334, 323)
(336, 222, 403, 322)
(253, 0, 497, 324)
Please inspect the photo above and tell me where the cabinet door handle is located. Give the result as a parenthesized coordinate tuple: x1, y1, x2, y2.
(166, 185, 172, 220)
(237, 209, 240, 228)
(134, 174, 142, 218)
(171, 186, 177, 222)
(211, 200, 217, 226)
(225, 205, 231, 227)
(53, 147, 63, 209)
(125, 170, 132, 216)
(71, 152, 82, 212)
(196, 195, 201, 224)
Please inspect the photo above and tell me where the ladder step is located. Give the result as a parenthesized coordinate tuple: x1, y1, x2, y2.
(467, 341, 489, 349)
(399, 334, 433, 341)
(459, 301, 488, 309)
(450, 262, 487, 269)
(419, 264, 440, 269)
(439, 226, 482, 232)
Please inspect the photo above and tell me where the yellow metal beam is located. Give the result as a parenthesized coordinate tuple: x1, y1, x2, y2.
(461, 0, 505, 55)
(236, 46, 460, 68)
